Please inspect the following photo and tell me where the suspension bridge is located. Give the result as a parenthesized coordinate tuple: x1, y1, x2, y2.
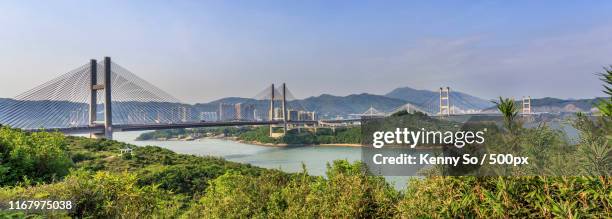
(0, 57, 358, 139)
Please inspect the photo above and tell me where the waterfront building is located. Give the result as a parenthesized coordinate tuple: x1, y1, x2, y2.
(236, 103, 256, 121)
(199, 111, 218, 121)
(298, 111, 317, 121)
(219, 103, 236, 121)
(287, 110, 299, 121)
(274, 107, 284, 120)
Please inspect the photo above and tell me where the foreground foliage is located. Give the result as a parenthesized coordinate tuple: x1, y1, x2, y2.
(0, 128, 73, 185)
(184, 160, 400, 218)
(400, 176, 610, 218)
(1, 90, 610, 218)
(597, 66, 612, 117)
(0, 170, 182, 218)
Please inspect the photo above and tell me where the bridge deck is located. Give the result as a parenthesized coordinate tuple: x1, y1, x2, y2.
(23, 119, 360, 134)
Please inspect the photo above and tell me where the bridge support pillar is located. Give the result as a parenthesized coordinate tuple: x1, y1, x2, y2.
(269, 83, 275, 137)
(89, 59, 98, 138)
(281, 83, 287, 135)
(88, 57, 113, 139)
(103, 57, 113, 140)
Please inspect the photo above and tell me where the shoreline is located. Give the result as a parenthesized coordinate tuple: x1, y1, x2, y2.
(137, 136, 364, 147)
(135, 137, 445, 150)
(137, 137, 444, 149)
(319, 143, 362, 147)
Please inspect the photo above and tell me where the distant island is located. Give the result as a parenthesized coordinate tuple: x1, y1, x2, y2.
(136, 125, 362, 146)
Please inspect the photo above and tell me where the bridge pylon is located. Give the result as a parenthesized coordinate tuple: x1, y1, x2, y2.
(522, 96, 531, 115)
(268, 83, 289, 138)
(90, 57, 113, 139)
(89, 59, 98, 127)
(281, 83, 287, 135)
(269, 83, 275, 137)
(439, 87, 451, 116)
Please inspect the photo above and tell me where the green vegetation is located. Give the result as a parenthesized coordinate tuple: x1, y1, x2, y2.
(395, 95, 611, 217)
(0, 129, 73, 185)
(399, 176, 609, 218)
(239, 126, 361, 145)
(184, 160, 400, 218)
(493, 96, 520, 133)
(137, 125, 362, 145)
(135, 127, 245, 140)
(597, 66, 612, 117)
(136, 128, 190, 140)
(0, 126, 276, 218)
(1, 170, 182, 218)
(1, 104, 609, 218)
(1, 69, 610, 218)
(240, 111, 445, 146)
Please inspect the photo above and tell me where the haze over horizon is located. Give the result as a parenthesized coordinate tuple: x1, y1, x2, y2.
(1, 1, 611, 103)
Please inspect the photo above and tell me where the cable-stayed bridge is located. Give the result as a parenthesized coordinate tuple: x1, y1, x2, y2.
(0, 57, 535, 140)
(0, 57, 357, 139)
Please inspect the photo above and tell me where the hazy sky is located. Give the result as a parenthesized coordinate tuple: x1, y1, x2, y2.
(1, 1, 611, 103)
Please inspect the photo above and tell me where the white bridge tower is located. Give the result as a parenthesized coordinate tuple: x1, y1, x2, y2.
(439, 87, 451, 116)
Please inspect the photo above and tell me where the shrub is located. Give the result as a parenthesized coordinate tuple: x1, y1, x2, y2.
(272, 160, 400, 218)
(184, 171, 288, 218)
(0, 170, 182, 218)
(184, 160, 400, 218)
(137, 164, 226, 195)
(0, 127, 73, 185)
(398, 176, 610, 218)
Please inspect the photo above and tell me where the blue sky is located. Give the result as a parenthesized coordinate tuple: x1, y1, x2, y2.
(1, 1, 611, 103)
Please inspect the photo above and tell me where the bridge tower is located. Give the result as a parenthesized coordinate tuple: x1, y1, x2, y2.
(269, 83, 275, 136)
(88, 59, 98, 128)
(90, 57, 113, 139)
(439, 87, 451, 116)
(281, 83, 287, 135)
(522, 96, 531, 114)
(268, 83, 288, 137)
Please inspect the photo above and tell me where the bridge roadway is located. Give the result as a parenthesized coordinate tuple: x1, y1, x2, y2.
(24, 119, 362, 135)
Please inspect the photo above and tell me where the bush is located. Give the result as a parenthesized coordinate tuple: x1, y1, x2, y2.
(184, 160, 400, 218)
(398, 176, 611, 218)
(0, 127, 73, 185)
(70, 152, 94, 162)
(137, 164, 226, 195)
(184, 171, 288, 218)
(0, 170, 182, 218)
(271, 160, 400, 218)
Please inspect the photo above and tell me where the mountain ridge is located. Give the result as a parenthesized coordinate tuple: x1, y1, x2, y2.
(482, 97, 605, 113)
(0, 88, 604, 120)
(385, 87, 495, 113)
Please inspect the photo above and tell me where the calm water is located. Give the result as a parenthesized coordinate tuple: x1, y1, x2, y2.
(90, 119, 578, 191)
(112, 131, 412, 189)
